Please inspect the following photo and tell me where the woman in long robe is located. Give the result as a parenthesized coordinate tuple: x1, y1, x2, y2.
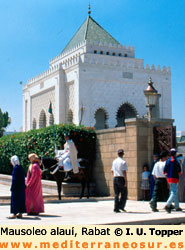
(8, 155, 26, 219)
(25, 153, 44, 215)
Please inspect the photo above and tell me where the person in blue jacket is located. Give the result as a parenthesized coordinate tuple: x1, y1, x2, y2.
(8, 155, 26, 219)
(164, 148, 182, 213)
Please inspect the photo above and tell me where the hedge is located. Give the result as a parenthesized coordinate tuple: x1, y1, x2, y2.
(0, 124, 96, 175)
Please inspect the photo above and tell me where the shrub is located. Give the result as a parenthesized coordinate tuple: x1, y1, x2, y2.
(0, 124, 96, 175)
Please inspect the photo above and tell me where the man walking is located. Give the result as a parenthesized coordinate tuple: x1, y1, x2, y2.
(149, 153, 159, 205)
(151, 151, 169, 212)
(164, 148, 182, 213)
(111, 149, 128, 213)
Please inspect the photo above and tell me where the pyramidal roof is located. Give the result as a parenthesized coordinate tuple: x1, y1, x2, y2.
(62, 15, 120, 54)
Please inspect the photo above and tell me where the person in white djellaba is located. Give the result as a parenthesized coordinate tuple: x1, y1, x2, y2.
(51, 133, 80, 177)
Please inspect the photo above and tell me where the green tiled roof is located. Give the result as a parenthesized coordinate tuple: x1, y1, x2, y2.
(62, 15, 120, 54)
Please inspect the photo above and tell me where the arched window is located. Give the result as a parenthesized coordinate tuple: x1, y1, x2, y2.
(116, 103, 137, 127)
(49, 114, 54, 125)
(39, 110, 46, 128)
(32, 118, 37, 129)
(67, 109, 73, 124)
(94, 108, 108, 130)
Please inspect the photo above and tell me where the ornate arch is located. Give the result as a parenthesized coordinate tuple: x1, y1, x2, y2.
(94, 107, 108, 130)
(32, 118, 37, 129)
(116, 102, 137, 127)
(39, 109, 47, 128)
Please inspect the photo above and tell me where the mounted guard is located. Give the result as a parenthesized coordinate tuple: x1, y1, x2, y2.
(51, 133, 80, 175)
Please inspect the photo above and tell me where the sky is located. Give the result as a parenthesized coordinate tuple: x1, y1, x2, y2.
(0, 0, 184, 132)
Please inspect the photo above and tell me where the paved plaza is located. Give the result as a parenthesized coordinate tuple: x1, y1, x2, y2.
(0, 184, 185, 225)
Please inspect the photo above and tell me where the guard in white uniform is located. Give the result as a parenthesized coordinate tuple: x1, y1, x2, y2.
(51, 133, 80, 175)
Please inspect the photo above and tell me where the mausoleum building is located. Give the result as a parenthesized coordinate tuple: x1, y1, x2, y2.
(23, 14, 171, 132)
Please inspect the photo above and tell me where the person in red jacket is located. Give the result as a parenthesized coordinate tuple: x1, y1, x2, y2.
(164, 148, 182, 213)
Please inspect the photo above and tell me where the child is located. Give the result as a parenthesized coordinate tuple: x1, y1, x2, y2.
(141, 164, 150, 201)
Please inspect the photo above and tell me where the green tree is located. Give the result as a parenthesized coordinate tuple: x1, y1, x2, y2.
(0, 109, 11, 137)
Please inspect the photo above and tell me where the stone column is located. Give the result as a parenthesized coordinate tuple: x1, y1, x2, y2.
(73, 69, 80, 124)
(23, 90, 31, 132)
(57, 68, 66, 124)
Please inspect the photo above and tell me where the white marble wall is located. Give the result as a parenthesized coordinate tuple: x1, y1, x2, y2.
(78, 53, 171, 128)
(23, 42, 171, 131)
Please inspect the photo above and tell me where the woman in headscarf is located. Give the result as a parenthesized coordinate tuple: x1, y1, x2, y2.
(25, 153, 44, 215)
(8, 155, 26, 219)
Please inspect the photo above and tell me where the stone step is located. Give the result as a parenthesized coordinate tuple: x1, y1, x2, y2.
(0, 193, 113, 205)
(0, 194, 58, 205)
(0, 174, 96, 198)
